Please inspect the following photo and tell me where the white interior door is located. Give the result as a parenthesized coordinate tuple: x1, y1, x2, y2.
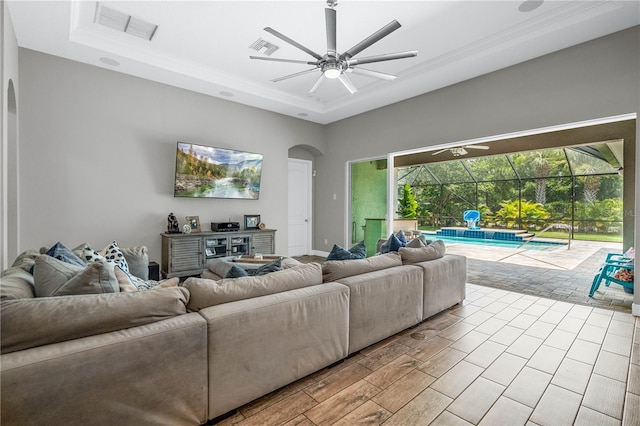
(288, 159, 312, 256)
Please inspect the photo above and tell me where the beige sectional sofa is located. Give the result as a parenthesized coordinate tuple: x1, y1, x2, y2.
(0, 243, 466, 425)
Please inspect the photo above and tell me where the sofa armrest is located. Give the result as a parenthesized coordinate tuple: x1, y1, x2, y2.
(413, 254, 467, 320)
(199, 283, 349, 419)
(1, 313, 208, 426)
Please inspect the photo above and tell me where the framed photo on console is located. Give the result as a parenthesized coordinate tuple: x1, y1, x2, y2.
(186, 216, 201, 233)
(244, 215, 260, 230)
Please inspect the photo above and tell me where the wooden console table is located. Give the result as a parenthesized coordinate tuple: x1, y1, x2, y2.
(161, 229, 276, 279)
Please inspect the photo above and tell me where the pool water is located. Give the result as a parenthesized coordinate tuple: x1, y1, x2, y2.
(423, 234, 567, 251)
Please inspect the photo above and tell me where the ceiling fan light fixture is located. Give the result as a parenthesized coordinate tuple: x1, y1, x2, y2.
(324, 68, 341, 79)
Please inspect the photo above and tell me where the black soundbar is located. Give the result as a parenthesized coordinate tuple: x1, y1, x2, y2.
(211, 222, 240, 232)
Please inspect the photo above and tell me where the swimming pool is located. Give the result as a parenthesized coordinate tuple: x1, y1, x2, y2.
(423, 233, 567, 251)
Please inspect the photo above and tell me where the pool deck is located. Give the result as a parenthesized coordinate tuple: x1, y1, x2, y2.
(444, 239, 634, 312)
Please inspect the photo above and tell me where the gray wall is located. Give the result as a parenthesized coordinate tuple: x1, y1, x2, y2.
(317, 26, 640, 251)
(17, 49, 325, 262)
(1, 1, 20, 271)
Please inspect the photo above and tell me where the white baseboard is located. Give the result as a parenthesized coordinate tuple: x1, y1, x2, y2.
(633, 303, 640, 317)
(312, 250, 329, 257)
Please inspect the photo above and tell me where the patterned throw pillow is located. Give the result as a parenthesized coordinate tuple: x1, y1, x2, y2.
(78, 241, 145, 288)
(101, 241, 130, 274)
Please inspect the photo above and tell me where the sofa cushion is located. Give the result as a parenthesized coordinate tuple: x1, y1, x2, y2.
(322, 252, 403, 282)
(184, 263, 323, 311)
(399, 240, 446, 264)
(33, 255, 120, 297)
(0, 267, 36, 300)
(326, 241, 366, 261)
(0, 286, 190, 354)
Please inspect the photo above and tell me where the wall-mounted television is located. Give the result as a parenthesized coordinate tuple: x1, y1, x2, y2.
(174, 142, 263, 199)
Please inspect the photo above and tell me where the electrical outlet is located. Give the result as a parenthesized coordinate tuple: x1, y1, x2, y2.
(333, 194, 336, 200)
(324, 239, 328, 245)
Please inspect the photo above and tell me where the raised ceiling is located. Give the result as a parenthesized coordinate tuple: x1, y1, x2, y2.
(7, 1, 639, 124)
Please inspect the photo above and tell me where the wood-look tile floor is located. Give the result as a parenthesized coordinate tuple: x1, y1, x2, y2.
(215, 284, 640, 426)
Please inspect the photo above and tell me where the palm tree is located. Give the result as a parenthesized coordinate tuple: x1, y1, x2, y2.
(532, 152, 550, 204)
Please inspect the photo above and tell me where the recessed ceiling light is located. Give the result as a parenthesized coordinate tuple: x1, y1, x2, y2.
(99, 57, 120, 66)
(519, 0, 544, 13)
(297, 113, 309, 117)
(219, 91, 234, 97)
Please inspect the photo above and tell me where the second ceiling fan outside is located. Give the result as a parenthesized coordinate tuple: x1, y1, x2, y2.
(250, 0, 418, 95)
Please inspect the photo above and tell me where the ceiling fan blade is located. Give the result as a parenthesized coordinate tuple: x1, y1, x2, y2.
(465, 145, 490, 150)
(338, 74, 358, 94)
(264, 27, 324, 61)
(250, 56, 317, 66)
(348, 67, 397, 81)
(432, 149, 450, 156)
(346, 50, 418, 66)
(340, 20, 401, 60)
(326, 8, 337, 57)
(309, 74, 326, 94)
(271, 68, 319, 83)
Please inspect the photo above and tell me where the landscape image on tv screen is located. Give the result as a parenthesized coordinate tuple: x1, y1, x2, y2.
(174, 142, 263, 199)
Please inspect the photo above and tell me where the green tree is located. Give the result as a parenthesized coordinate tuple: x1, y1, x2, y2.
(397, 183, 418, 219)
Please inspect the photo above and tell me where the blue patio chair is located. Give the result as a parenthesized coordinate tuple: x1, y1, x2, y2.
(589, 252, 634, 296)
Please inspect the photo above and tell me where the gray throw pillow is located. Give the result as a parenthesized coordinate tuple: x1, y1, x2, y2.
(33, 255, 119, 297)
(406, 235, 428, 248)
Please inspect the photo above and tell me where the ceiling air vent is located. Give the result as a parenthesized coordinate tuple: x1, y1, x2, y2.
(249, 38, 279, 56)
(95, 3, 158, 41)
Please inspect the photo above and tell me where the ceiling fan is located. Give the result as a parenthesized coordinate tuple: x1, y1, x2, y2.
(432, 145, 490, 157)
(250, 0, 417, 95)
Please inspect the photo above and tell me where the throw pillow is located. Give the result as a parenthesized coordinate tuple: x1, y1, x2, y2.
(399, 240, 446, 264)
(349, 240, 367, 258)
(33, 255, 119, 297)
(101, 241, 130, 274)
(224, 258, 283, 278)
(251, 257, 283, 276)
(327, 241, 367, 260)
(396, 230, 407, 245)
(225, 265, 250, 278)
(120, 245, 149, 280)
(406, 235, 428, 248)
(76, 242, 146, 288)
(379, 232, 407, 253)
(45, 242, 86, 268)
